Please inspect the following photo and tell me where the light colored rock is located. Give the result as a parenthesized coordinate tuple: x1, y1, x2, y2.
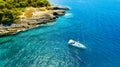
(0, 6, 69, 36)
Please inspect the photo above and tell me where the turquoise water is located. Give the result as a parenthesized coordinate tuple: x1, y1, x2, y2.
(0, 0, 120, 67)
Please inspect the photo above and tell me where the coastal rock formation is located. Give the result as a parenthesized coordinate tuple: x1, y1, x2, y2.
(0, 6, 69, 36)
(48, 6, 70, 10)
(53, 10, 66, 16)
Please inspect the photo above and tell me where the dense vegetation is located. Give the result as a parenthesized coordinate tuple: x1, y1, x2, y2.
(0, 0, 51, 25)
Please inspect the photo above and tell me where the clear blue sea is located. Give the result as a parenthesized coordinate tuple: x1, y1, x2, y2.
(0, 0, 120, 67)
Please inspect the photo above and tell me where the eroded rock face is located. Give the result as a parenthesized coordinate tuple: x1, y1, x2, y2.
(0, 6, 69, 36)
(53, 10, 66, 16)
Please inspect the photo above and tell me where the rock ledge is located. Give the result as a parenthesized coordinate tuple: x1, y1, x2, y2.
(0, 6, 69, 36)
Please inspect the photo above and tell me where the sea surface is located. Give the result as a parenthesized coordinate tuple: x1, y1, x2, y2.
(0, 0, 120, 67)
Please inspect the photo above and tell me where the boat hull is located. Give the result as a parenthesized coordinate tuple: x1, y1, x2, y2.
(68, 39, 86, 49)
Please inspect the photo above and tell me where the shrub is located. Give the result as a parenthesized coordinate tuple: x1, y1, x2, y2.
(0, 0, 51, 24)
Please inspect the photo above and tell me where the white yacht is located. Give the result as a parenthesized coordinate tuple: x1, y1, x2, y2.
(68, 39, 86, 49)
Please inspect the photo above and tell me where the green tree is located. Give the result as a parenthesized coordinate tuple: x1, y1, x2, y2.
(0, 0, 51, 24)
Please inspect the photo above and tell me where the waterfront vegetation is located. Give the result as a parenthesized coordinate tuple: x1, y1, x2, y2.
(0, 0, 51, 24)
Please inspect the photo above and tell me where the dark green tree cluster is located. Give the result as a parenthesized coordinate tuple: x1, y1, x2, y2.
(0, 0, 51, 25)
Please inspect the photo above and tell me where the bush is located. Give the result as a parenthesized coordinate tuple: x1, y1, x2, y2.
(0, 0, 51, 24)
(0, 3, 5, 9)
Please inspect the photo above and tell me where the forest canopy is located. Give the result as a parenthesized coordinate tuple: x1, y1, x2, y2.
(0, 0, 51, 24)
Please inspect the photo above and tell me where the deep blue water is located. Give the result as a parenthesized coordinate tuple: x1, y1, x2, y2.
(0, 0, 120, 67)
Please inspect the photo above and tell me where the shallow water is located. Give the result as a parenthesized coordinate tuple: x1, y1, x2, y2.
(0, 0, 120, 67)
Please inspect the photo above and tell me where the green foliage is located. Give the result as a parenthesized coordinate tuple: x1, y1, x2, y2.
(0, 2, 5, 9)
(0, 8, 20, 24)
(0, 0, 51, 24)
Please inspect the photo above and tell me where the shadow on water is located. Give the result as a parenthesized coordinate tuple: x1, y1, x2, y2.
(0, 38, 13, 45)
(0, 36, 24, 62)
(0, 36, 13, 45)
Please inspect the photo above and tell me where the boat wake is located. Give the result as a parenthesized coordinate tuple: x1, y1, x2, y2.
(64, 13, 73, 18)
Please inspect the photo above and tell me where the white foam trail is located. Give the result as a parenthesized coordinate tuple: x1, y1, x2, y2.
(64, 13, 73, 18)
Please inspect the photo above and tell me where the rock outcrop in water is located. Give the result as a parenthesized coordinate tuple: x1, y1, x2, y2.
(0, 6, 69, 36)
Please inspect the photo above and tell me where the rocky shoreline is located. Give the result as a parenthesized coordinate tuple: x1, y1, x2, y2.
(0, 6, 69, 36)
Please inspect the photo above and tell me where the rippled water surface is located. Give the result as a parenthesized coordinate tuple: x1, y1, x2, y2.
(0, 0, 120, 67)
